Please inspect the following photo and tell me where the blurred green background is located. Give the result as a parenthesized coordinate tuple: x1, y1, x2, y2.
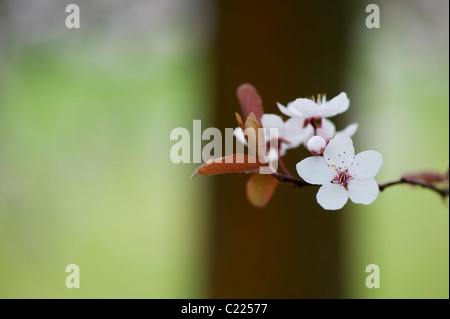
(0, 0, 212, 298)
(343, 1, 449, 298)
(0, 0, 448, 298)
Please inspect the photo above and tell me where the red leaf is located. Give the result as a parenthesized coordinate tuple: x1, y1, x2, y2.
(191, 154, 266, 179)
(246, 174, 278, 208)
(236, 83, 264, 123)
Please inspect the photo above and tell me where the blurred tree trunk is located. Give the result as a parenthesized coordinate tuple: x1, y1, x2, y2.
(211, 0, 353, 298)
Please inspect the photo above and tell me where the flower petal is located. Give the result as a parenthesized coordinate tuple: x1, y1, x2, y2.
(296, 156, 334, 185)
(277, 102, 301, 117)
(316, 118, 336, 141)
(283, 117, 311, 148)
(323, 134, 355, 167)
(261, 114, 284, 142)
(288, 98, 321, 118)
(335, 123, 358, 138)
(279, 143, 288, 157)
(348, 178, 379, 205)
(261, 114, 285, 130)
(316, 183, 349, 210)
(323, 92, 349, 118)
(351, 150, 383, 178)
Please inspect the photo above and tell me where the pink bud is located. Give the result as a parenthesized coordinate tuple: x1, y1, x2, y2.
(307, 136, 326, 155)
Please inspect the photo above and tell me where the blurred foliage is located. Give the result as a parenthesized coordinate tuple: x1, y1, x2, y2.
(0, 48, 210, 298)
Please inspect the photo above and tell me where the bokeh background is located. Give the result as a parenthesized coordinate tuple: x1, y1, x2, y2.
(0, 0, 448, 298)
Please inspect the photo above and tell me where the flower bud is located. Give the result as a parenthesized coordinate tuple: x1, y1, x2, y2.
(307, 136, 326, 155)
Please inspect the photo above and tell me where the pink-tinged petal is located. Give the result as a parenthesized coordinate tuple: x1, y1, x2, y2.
(296, 156, 335, 185)
(323, 92, 349, 118)
(277, 102, 301, 117)
(288, 98, 320, 118)
(348, 178, 379, 205)
(316, 118, 336, 141)
(336, 123, 358, 138)
(307, 136, 327, 155)
(323, 134, 355, 167)
(236, 84, 264, 122)
(283, 117, 312, 148)
(316, 183, 349, 210)
(351, 150, 383, 178)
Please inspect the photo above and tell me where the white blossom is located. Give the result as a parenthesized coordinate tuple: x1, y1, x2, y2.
(296, 135, 383, 210)
(276, 93, 358, 143)
(277, 92, 350, 119)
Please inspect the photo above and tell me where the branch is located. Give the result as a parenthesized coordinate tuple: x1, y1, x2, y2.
(273, 173, 449, 198)
(272, 172, 312, 188)
(378, 177, 449, 198)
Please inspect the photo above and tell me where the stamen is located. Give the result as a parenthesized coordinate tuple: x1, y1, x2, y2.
(332, 170, 354, 189)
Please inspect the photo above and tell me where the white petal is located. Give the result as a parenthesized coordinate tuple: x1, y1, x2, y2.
(267, 146, 279, 172)
(302, 124, 315, 144)
(323, 134, 355, 167)
(336, 123, 358, 138)
(323, 92, 350, 118)
(261, 114, 285, 130)
(277, 102, 301, 117)
(316, 183, 349, 210)
(261, 114, 284, 142)
(351, 150, 383, 178)
(316, 118, 336, 141)
(283, 117, 311, 148)
(233, 127, 247, 146)
(288, 98, 320, 118)
(348, 178, 379, 205)
(296, 156, 334, 185)
(279, 143, 288, 157)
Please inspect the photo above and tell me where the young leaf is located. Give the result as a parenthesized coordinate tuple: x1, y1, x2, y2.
(191, 154, 266, 179)
(246, 173, 278, 208)
(243, 112, 265, 157)
(235, 112, 245, 131)
(236, 83, 264, 122)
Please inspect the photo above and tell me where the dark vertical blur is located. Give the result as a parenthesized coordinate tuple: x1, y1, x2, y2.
(211, 0, 352, 298)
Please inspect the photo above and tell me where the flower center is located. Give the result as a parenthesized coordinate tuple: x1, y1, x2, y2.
(303, 116, 322, 129)
(332, 170, 353, 190)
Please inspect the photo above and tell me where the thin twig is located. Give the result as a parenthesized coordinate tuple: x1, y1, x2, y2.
(378, 177, 449, 198)
(272, 172, 311, 188)
(277, 151, 293, 178)
(273, 173, 449, 198)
